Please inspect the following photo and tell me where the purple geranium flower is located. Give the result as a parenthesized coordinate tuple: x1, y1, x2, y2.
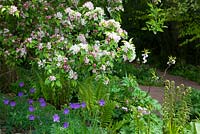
(38, 98, 45, 103)
(29, 115, 35, 121)
(18, 91, 24, 97)
(28, 99, 34, 105)
(63, 122, 69, 128)
(30, 88, 35, 94)
(99, 99, 105, 106)
(40, 101, 46, 107)
(3, 99, 9, 105)
(70, 103, 81, 109)
(63, 108, 69, 114)
(19, 82, 24, 87)
(29, 105, 35, 112)
(81, 102, 86, 108)
(53, 114, 60, 122)
(10, 101, 16, 107)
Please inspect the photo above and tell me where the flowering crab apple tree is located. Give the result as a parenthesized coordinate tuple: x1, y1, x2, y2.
(0, 1, 136, 87)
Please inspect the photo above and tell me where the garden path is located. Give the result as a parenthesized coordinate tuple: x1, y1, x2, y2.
(139, 71, 200, 104)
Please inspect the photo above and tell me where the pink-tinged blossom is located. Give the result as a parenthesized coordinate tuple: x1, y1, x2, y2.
(38, 43, 43, 50)
(23, 2, 29, 10)
(92, 69, 97, 74)
(106, 32, 121, 43)
(84, 57, 89, 64)
(77, 34, 87, 44)
(49, 76, 56, 81)
(9, 5, 18, 15)
(65, 7, 72, 14)
(83, 1, 94, 10)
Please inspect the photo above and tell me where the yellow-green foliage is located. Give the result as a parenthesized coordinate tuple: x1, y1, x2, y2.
(163, 80, 191, 134)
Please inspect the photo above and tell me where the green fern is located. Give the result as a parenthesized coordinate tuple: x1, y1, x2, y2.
(100, 101, 116, 128)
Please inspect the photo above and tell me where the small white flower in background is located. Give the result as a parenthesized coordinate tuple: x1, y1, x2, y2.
(92, 69, 97, 74)
(65, 7, 72, 14)
(167, 56, 176, 65)
(123, 55, 128, 61)
(83, 1, 94, 10)
(4, 50, 10, 56)
(81, 19, 86, 25)
(79, 43, 88, 51)
(69, 44, 80, 54)
(37, 59, 46, 68)
(122, 39, 136, 62)
(137, 106, 150, 115)
(94, 7, 104, 16)
(141, 49, 150, 64)
(57, 55, 63, 62)
(122, 107, 128, 112)
(55, 12, 63, 20)
(49, 76, 56, 81)
(37, 30, 45, 38)
(3, 28, 9, 34)
(100, 65, 106, 71)
(56, 62, 61, 67)
(69, 70, 78, 80)
(26, 38, 32, 43)
(122, 40, 135, 53)
(20, 47, 27, 57)
(103, 78, 109, 85)
(9, 5, 18, 15)
(93, 44, 100, 52)
(38, 43, 43, 50)
(46, 42, 51, 50)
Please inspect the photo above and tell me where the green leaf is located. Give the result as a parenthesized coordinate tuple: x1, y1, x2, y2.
(45, 79, 50, 85)
(56, 81, 62, 87)
(1, 7, 6, 13)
